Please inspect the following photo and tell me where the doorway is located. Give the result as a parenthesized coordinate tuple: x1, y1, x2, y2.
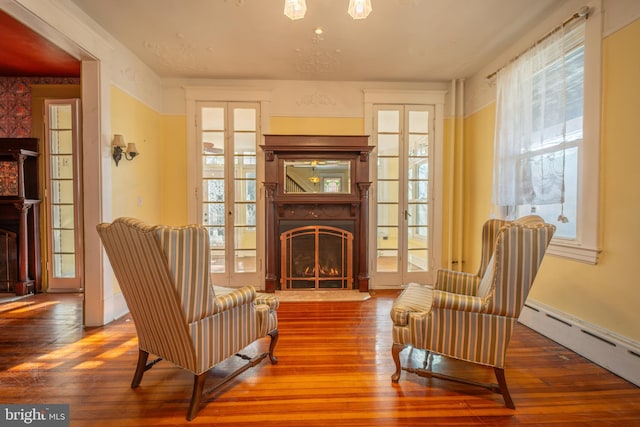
(31, 86, 83, 292)
(372, 104, 436, 286)
(43, 99, 83, 291)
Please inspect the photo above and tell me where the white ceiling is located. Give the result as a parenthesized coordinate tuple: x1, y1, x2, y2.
(70, 0, 565, 82)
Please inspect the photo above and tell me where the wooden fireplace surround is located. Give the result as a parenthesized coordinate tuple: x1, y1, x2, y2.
(261, 135, 374, 293)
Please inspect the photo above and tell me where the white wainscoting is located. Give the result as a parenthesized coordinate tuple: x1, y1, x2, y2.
(519, 300, 640, 387)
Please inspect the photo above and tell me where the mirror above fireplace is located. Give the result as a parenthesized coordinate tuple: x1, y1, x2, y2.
(283, 159, 351, 194)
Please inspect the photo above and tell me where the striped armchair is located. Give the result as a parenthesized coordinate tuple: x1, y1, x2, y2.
(390, 215, 554, 408)
(97, 218, 279, 420)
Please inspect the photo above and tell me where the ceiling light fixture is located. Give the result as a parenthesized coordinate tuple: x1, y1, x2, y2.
(347, 0, 372, 19)
(284, 0, 307, 20)
(284, 0, 372, 21)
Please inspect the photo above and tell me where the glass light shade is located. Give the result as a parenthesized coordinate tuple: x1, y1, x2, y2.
(284, 0, 306, 20)
(348, 0, 372, 19)
(113, 134, 126, 148)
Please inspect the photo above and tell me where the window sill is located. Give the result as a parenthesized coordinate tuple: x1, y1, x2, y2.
(547, 241, 600, 264)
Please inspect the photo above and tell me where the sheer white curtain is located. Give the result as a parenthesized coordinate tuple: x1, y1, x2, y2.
(492, 22, 584, 213)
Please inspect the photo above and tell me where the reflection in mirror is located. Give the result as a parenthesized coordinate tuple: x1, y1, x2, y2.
(284, 160, 351, 193)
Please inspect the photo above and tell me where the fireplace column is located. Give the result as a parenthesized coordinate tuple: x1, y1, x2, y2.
(264, 182, 278, 292)
(357, 182, 372, 292)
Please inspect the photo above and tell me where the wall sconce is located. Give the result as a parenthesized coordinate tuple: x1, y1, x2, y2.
(112, 134, 139, 166)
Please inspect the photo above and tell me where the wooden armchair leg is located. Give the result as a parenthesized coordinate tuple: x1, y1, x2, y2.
(131, 349, 149, 388)
(494, 367, 515, 409)
(186, 373, 208, 421)
(391, 343, 405, 382)
(268, 329, 279, 364)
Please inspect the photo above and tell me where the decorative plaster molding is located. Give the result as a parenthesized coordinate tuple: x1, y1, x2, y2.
(144, 38, 211, 73)
(295, 90, 337, 108)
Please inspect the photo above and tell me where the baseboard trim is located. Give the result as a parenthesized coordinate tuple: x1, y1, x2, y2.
(519, 299, 640, 387)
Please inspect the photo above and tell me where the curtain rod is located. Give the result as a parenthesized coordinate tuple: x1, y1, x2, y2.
(485, 6, 590, 81)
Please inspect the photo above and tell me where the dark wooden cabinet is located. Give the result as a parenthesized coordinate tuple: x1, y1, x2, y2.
(0, 138, 41, 295)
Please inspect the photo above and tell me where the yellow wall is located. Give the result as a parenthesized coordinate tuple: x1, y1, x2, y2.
(160, 115, 188, 225)
(441, 116, 462, 270)
(270, 117, 364, 135)
(461, 19, 640, 342)
(461, 104, 496, 274)
(110, 86, 163, 223)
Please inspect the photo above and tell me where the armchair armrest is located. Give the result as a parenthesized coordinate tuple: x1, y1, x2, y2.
(212, 286, 256, 313)
(255, 292, 280, 311)
(390, 283, 433, 326)
(434, 269, 480, 296)
(432, 290, 485, 312)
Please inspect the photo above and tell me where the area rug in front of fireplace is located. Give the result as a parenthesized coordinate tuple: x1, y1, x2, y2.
(274, 290, 371, 302)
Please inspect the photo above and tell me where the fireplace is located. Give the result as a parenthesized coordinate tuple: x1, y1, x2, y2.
(261, 135, 373, 292)
(280, 222, 353, 289)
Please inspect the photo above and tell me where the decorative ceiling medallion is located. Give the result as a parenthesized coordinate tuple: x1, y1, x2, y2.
(295, 47, 341, 73)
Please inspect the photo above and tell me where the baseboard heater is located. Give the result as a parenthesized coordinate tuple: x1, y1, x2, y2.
(519, 299, 640, 387)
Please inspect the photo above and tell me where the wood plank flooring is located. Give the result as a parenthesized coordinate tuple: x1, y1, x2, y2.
(1, 291, 639, 426)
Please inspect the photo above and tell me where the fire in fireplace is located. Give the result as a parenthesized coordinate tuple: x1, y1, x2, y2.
(280, 224, 353, 290)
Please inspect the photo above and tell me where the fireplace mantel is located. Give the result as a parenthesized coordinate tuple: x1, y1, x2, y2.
(261, 135, 374, 293)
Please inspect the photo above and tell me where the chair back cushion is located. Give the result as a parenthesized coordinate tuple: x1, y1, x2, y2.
(487, 218, 555, 317)
(155, 225, 217, 323)
(476, 219, 508, 278)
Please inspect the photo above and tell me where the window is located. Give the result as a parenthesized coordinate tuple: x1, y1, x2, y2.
(493, 8, 601, 264)
(323, 177, 341, 193)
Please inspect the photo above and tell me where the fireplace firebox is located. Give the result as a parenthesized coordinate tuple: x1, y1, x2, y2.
(281, 224, 353, 289)
(261, 135, 373, 292)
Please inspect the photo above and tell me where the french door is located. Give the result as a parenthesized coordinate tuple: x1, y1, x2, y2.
(44, 99, 83, 291)
(196, 102, 260, 287)
(373, 104, 435, 286)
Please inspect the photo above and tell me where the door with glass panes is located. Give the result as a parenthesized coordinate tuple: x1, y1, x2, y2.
(44, 99, 83, 291)
(374, 105, 435, 286)
(197, 102, 259, 286)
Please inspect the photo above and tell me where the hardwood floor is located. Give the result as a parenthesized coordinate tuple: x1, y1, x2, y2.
(1, 291, 639, 426)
